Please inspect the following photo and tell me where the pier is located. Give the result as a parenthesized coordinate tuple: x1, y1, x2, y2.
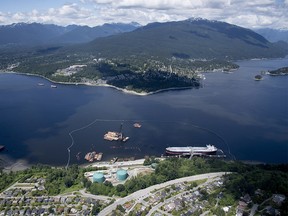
(187, 148, 226, 159)
(180, 149, 226, 159)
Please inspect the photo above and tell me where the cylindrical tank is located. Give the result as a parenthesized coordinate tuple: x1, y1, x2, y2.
(116, 169, 128, 181)
(93, 172, 105, 183)
(151, 163, 158, 169)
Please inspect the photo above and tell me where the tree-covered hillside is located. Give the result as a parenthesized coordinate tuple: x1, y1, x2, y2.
(81, 18, 287, 60)
(1, 18, 287, 93)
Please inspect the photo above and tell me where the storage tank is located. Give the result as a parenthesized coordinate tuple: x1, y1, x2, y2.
(151, 163, 158, 169)
(93, 172, 105, 183)
(116, 169, 128, 181)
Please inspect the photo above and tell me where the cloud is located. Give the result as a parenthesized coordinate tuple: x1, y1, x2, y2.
(0, 3, 94, 26)
(115, 0, 196, 10)
(92, 0, 114, 4)
(0, 0, 287, 29)
(12, 12, 26, 22)
(88, 0, 288, 29)
(58, 4, 78, 16)
(91, 0, 229, 10)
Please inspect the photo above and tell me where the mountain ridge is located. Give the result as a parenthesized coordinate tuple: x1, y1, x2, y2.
(80, 18, 286, 60)
(0, 22, 141, 46)
(254, 28, 288, 43)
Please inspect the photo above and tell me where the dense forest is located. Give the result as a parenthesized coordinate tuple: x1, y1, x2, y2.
(268, 66, 288, 75)
(0, 46, 239, 93)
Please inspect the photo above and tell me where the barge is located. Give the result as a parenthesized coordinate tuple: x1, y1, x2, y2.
(84, 151, 103, 162)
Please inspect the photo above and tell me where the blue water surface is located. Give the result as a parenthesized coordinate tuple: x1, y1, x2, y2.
(0, 58, 287, 165)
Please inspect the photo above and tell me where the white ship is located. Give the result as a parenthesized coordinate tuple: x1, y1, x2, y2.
(166, 145, 217, 155)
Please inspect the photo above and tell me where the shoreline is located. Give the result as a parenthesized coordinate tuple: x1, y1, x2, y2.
(0, 71, 195, 96)
(0, 155, 30, 173)
(0, 155, 278, 173)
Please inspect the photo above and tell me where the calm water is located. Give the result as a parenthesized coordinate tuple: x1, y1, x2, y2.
(0, 58, 287, 165)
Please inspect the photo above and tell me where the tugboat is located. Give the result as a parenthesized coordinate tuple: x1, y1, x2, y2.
(133, 123, 142, 128)
(122, 136, 129, 142)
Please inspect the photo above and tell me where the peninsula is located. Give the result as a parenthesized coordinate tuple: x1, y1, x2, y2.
(268, 66, 288, 76)
(1, 18, 287, 93)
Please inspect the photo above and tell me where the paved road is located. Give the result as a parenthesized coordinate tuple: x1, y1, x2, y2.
(98, 172, 228, 216)
(78, 189, 114, 202)
(249, 204, 258, 216)
(147, 175, 220, 216)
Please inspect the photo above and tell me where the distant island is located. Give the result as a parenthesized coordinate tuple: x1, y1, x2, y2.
(268, 67, 288, 76)
(254, 74, 263, 81)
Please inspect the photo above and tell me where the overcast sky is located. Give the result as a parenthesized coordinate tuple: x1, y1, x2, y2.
(0, 0, 287, 29)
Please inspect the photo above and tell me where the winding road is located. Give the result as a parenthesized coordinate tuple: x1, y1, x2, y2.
(98, 172, 229, 216)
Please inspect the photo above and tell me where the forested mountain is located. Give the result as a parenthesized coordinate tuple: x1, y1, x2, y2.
(80, 18, 287, 60)
(0, 23, 71, 46)
(51, 23, 140, 44)
(0, 22, 140, 46)
(254, 28, 288, 43)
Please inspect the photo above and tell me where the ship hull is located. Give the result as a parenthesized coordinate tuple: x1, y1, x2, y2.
(166, 145, 217, 156)
(166, 149, 217, 155)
